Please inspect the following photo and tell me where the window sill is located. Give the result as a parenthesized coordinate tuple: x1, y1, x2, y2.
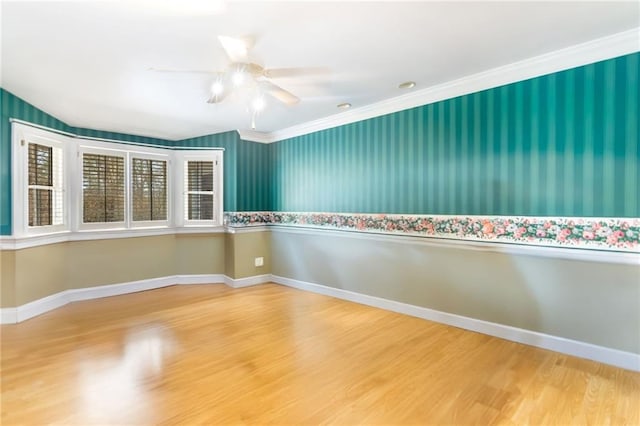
(0, 226, 227, 250)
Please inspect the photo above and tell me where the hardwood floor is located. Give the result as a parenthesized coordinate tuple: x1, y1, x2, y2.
(1, 283, 638, 425)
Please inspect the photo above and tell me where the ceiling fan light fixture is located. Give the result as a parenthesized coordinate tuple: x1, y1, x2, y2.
(399, 81, 416, 89)
(251, 96, 266, 112)
(184, 35, 307, 129)
(230, 64, 251, 88)
(232, 71, 245, 87)
(337, 102, 352, 110)
(211, 80, 225, 95)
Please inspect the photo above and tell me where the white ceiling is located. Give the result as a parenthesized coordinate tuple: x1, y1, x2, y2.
(2, 1, 639, 141)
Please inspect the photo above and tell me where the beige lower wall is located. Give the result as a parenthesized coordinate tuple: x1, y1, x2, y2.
(271, 229, 640, 355)
(1, 250, 16, 307)
(227, 231, 271, 279)
(14, 242, 67, 305)
(3, 226, 638, 358)
(224, 233, 236, 278)
(176, 234, 226, 275)
(65, 235, 178, 290)
(1, 233, 226, 307)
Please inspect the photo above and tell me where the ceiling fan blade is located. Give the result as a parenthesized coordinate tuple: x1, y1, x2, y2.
(218, 35, 254, 63)
(261, 81, 300, 106)
(149, 67, 222, 75)
(263, 67, 330, 79)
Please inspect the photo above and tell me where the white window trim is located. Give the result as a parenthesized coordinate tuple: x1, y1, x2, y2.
(174, 151, 224, 228)
(10, 122, 224, 244)
(12, 124, 72, 237)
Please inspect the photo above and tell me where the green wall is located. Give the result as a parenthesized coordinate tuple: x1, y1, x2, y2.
(71, 125, 173, 147)
(237, 140, 271, 211)
(0, 89, 270, 234)
(269, 53, 639, 217)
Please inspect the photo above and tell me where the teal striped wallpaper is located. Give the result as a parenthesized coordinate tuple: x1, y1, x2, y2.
(72, 126, 173, 147)
(269, 53, 639, 218)
(237, 140, 271, 211)
(0, 88, 270, 234)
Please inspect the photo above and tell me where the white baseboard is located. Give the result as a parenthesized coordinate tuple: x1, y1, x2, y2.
(175, 274, 226, 285)
(15, 290, 71, 323)
(1, 307, 17, 324)
(225, 274, 272, 288)
(271, 274, 640, 372)
(69, 276, 179, 303)
(0, 273, 265, 324)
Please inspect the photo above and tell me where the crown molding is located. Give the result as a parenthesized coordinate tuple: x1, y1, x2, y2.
(236, 129, 277, 144)
(238, 28, 640, 144)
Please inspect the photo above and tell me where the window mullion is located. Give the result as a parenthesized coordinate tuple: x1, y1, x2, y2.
(100, 156, 105, 222)
(125, 152, 131, 228)
(47, 146, 52, 225)
(149, 160, 154, 221)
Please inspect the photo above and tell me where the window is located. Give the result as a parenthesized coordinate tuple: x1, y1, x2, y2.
(176, 151, 223, 227)
(132, 158, 168, 221)
(12, 123, 69, 237)
(28, 143, 63, 227)
(12, 121, 223, 240)
(82, 153, 125, 224)
(186, 161, 214, 220)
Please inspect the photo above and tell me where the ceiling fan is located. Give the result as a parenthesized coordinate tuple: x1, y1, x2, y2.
(152, 35, 328, 129)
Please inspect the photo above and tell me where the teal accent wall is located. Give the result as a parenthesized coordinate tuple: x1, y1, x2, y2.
(0, 89, 270, 235)
(237, 140, 271, 211)
(72, 126, 173, 147)
(270, 53, 639, 218)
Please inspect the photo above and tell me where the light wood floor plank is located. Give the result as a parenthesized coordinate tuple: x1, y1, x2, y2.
(1, 283, 638, 425)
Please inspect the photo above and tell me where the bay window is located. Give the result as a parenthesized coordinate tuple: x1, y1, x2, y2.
(11, 121, 223, 241)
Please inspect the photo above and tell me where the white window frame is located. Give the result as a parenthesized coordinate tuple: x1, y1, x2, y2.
(174, 151, 224, 228)
(12, 123, 71, 237)
(11, 122, 224, 244)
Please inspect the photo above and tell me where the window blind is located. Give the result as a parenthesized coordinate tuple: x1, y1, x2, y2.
(131, 158, 167, 221)
(28, 143, 63, 227)
(28, 143, 52, 226)
(83, 153, 125, 223)
(185, 161, 214, 220)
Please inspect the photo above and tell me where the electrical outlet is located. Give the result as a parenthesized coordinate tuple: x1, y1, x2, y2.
(254, 257, 264, 267)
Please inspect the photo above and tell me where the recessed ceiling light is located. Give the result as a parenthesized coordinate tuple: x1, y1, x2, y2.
(399, 81, 416, 89)
(337, 102, 352, 110)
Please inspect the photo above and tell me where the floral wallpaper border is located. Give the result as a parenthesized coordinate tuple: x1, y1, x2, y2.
(224, 212, 640, 252)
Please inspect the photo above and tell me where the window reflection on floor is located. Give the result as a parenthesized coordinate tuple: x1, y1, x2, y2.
(76, 323, 177, 423)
